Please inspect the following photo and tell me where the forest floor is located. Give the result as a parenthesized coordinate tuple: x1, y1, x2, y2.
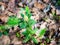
(0, 0, 60, 45)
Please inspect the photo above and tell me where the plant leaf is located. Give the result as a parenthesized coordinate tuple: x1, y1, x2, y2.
(19, 22, 27, 29)
(16, 32, 20, 38)
(23, 34, 31, 43)
(0, 25, 5, 30)
(25, 6, 32, 18)
(0, 32, 2, 37)
(7, 16, 20, 26)
(32, 37, 38, 44)
(28, 19, 36, 26)
(3, 31, 8, 35)
(39, 28, 46, 37)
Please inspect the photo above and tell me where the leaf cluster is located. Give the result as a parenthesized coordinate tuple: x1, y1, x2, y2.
(0, 6, 47, 44)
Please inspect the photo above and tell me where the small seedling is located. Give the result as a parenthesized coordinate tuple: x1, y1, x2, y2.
(20, 6, 38, 43)
(0, 6, 47, 44)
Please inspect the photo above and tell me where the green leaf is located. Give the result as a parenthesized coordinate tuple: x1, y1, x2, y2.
(32, 37, 38, 44)
(24, 15, 28, 22)
(3, 31, 8, 35)
(22, 30, 29, 36)
(21, 13, 24, 18)
(16, 32, 20, 38)
(39, 28, 46, 37)
(7, 16, 20, 26)
(52, 11, 56, 16)
(23, 34, 31, 43)
(28, 29, 36, 35)
(19, 22, 27, 29)
(46, 38, 50, 43)
(25, 6, 32, 18)
(0, 25, 5, 30)
(25, 6, 30, 13)
(0, 32, 2, 37)
(28, 19, 36, 26)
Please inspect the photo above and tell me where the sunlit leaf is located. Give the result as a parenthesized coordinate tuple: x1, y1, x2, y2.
(7, 16, 20, 26)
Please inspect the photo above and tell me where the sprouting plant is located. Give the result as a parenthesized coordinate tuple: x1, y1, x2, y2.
(19, 6, 38, 44)
(0, 6, 47, 44)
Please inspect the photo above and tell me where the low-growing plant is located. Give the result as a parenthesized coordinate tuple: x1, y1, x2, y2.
(0, 6, 47, 44)
(19, 6, 38, 43)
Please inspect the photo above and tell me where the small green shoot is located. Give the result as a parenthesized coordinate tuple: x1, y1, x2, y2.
(39, 28, 46, 37)
(16, 32, 21, 38)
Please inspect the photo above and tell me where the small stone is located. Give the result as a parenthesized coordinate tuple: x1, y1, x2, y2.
(43, 4, 51, 13)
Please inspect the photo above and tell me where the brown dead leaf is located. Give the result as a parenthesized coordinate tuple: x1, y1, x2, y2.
(0, 2, 7, 8)
(0, 15, 8, 23)
(34, 2, 46, 10)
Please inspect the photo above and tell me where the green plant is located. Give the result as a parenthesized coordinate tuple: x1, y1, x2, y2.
(0, 6, 47, 44)
(16, 32, 21, 38)
(19, 6, 38, 44)
(7, 16, 20, 27)
(0, 25, 9, 36)
(39, 28, 46, 37)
